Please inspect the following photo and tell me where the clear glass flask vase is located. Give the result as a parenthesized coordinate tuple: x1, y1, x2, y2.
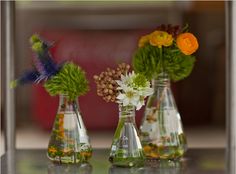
(47, 95, 92, 164)
(140, 73, 187, 160)
(109, 104, 145, 167)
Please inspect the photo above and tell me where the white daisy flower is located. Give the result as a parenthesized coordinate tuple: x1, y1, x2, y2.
(116, 71, 153, 110)
(117, 87, 139, 106)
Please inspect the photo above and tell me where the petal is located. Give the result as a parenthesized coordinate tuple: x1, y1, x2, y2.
(116, 80, 122, 86)
(136, 102, 143, 110)
(117, 93, 125, 100)
(130, 98, 137, 106)
(131, 95, 140, 106)
(144, 88, 154, 96)
(133, 93, 140, 100)
(123, 98, 130, 106)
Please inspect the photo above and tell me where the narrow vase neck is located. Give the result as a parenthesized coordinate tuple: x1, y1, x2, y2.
(119, 104, 135, 118)
(58, 95, 79, 112)
(153, 73, 170, 89)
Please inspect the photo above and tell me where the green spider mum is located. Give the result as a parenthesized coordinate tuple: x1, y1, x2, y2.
(132, 45, 196, 81)
(133, 74, 149, 88)
(44, 62, 89, 101)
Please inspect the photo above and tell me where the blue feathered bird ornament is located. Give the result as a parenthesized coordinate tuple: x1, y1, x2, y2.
(11, 34, 61, 88)
(11, 34, 89, 102)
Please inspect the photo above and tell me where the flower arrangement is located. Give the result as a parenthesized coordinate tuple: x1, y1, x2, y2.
(133, 24, 199, 81)
(94, 63, 153, 167)
(134, 24, 198, 160)
(11, 34, 92, 163)
(11, 34, 89, 101)
(94, 63, 153, 110)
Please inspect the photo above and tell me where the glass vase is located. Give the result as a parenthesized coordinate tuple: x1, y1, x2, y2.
(109, 104, 145, 167)
(47, 95, 92, 164)
(139, 73, 187, 160)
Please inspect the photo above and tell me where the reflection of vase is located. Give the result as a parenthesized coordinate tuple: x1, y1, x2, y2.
(109, 160, 185, 174)
(140, 73, 187, 160)
(145, 160, 185, 174)
(109, 104, 144, 167)
(48, 162, 92, 174)
(47, 95, 92, 164)
(109, 165, 144, 174)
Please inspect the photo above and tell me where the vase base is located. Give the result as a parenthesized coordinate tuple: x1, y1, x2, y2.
(109, 156, 144, 167)
(142, 143, 187, 160)
(47, 150, 92, 164)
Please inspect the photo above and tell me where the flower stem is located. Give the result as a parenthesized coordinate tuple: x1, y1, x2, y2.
(72, 101, 82, 129)
(160, 47, 165, 74)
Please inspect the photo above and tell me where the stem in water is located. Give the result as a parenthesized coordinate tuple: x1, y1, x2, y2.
(160, 47, 164, 73)
(72, 101, 82, 129)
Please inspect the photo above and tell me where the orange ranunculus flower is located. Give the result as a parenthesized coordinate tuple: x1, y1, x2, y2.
(48, 147, 57, 154)
(176, 32, 199, 55)
(138, 34, 150, 48)
(149, 31, 173, 48)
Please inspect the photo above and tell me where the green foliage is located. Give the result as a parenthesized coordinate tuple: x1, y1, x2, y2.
(133, 74, 148, 88)
(30, 34, 43, 53)
(163, 47, 196, 81)
(132, 45, 161, 80)
(132, 45, 196, 82)
(31, 42, 43, 53)
(181, 23, 189, 33)
(44, 62, 89, 101)
(30, 34, 41, 44)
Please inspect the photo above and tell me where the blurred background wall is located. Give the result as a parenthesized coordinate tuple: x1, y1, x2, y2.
(1, 1, 226, 151)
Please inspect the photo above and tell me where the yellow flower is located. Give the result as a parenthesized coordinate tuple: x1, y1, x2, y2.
(81, 151, 92, 158)
(150, 152, 159, 158)
(62, 148, 73, 154)
(149, 31, 173, 48)
(138, 34, 150, 48)
(143, 145, 152, 154)
(48, 147, 57, 154)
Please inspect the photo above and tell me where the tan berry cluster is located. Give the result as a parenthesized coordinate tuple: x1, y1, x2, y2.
(93, 63, 130, 102)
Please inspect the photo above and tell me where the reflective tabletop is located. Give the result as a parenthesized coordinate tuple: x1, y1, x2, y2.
(1, 148, 225, 174)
